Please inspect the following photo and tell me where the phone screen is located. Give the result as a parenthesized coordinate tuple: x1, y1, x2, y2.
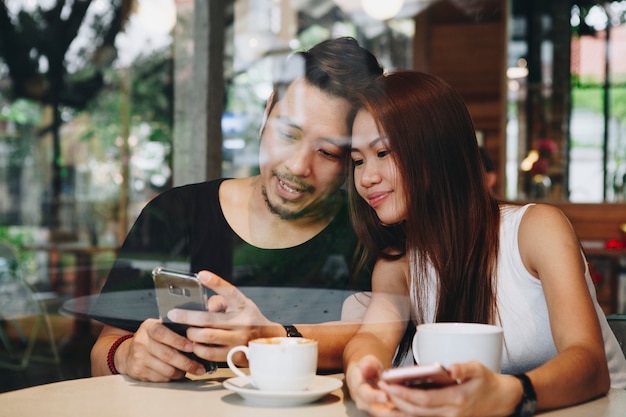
(381, 364, 457, 389)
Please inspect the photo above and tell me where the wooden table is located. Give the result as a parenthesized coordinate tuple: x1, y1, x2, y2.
(1, 368, 625, 417)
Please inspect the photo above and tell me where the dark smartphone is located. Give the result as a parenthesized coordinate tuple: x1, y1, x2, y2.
(380, 363, 458, 389)
(151, 267, 217, 373)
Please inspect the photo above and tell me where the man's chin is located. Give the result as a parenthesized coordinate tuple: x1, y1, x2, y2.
(267, 201, 308, 220)
(262, 189, 307, 219)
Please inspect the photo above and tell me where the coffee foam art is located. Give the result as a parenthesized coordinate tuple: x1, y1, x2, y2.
(252, 337, 316, 345)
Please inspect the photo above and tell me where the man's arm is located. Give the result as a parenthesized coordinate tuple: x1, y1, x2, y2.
(168, 271, 365, 371)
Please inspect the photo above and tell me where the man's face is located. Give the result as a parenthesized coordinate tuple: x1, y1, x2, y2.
(259, 78, 352, 220)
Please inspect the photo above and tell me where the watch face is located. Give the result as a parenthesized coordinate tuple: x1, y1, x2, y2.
(520, 399, 537, 417)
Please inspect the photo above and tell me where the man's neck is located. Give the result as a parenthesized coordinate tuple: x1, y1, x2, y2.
(220, 176, 342, 249)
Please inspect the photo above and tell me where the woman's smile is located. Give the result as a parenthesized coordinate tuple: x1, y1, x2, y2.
(366, 190, 391, 208)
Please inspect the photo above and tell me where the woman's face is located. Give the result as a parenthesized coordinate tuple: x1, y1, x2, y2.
(351, 109, 407, 224)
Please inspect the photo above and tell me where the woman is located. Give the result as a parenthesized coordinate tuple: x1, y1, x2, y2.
(343, 71, 626, 417)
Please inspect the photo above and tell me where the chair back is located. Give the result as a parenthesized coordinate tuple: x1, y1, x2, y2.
(0, 239, 61, 372)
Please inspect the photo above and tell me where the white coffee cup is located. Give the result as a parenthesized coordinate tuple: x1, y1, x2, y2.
(413, 322, 503, 372)
(226, 337, 318, 391)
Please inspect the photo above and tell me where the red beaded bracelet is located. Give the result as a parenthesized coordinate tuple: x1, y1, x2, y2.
(107, 334, 134, 375)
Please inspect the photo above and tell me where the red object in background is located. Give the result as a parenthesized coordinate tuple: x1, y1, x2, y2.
(588, 261, 603, 285)
(605, 239, 624, 249)
(591, 271, 603, 285)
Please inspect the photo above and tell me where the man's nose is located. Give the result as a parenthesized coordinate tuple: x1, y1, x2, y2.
(285, 146, 313, 177)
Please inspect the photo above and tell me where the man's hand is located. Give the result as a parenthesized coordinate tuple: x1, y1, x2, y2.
(166, 270, 283, 364)
(113, 319, 207, 382)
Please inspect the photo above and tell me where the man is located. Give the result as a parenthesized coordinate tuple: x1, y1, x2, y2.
(89, 37, 383, 382)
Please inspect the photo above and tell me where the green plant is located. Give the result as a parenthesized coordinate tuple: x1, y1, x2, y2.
(0, 226, 37, 280)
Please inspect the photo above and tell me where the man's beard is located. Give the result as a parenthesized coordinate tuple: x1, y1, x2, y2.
(261, 186, 313, 220)
(261, 170, 343, 221)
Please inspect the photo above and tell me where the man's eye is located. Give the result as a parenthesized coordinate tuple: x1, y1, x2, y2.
(279, 130, 297, 140)
(320, 149, 342, 159)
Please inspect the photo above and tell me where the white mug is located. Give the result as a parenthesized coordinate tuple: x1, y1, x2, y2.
(226, 337, 318, 391)
(413, 322, 503, 372)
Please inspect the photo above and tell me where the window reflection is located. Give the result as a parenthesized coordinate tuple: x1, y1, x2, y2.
(1, 2, 625, 255)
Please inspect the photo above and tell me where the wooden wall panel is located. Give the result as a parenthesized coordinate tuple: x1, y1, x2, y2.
(551, 203, 626, 242)
(413, 11, 507, 196)
(430, 23, 504, 99)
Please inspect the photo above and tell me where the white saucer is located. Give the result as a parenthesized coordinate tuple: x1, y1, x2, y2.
(223, 375, 343, 407)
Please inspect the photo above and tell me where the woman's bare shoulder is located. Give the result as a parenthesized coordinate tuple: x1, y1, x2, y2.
(520, 203, 573, 231)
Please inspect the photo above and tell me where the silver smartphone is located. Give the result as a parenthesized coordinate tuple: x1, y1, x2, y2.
(380, 363, 458, 389)
(151, 267, 216, 373)
(152, 267, 208, 318)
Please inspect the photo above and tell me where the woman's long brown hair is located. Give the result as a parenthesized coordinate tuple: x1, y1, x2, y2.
(348, 71, 500, 327)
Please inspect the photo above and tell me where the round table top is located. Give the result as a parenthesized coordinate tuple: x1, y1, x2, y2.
(0, 369, 360, 417)
(63, 287, 361, 326)
(1, 369, 626, 417)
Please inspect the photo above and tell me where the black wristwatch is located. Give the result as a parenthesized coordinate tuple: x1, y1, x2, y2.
(283, 324, 303, 337)
(511, 373, 537, 417)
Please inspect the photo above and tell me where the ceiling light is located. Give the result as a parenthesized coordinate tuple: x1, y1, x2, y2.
(361, 0, 404, 20)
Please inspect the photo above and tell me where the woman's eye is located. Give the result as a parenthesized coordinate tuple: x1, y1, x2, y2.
(377, 150, 390, 158)
(352, 158, 364, 167)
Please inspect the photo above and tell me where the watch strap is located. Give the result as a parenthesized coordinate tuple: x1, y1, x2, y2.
(283, 324, 303, 337)
(511, 373, 537, 417)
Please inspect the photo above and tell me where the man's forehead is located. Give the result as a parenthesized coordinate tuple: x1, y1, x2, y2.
(275, 79, 351, 126)
(276, 79, 315, 120)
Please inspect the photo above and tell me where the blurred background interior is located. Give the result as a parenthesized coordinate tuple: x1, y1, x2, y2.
(1, 0, 625, 392)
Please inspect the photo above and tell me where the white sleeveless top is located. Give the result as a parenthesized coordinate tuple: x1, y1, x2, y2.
(410, 203, 626, 388)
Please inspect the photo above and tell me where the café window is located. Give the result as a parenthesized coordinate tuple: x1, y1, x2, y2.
(507, 0, 626, 202)
(2, 0, 626, 275)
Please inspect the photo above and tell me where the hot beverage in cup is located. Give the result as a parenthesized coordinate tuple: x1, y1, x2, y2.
(227, 337, 318, 391)
(413, 322, 503, 372)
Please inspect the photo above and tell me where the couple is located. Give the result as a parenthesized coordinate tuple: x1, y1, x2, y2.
(90, 38, 626, 416)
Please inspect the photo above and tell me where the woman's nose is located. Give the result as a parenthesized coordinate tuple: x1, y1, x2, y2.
(360, 163, 381, 187)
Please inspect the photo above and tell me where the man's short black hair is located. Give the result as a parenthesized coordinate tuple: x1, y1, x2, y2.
(267, 37, 383, 129)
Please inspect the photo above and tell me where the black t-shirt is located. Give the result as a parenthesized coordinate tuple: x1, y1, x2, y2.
(89, 178, 370, 331)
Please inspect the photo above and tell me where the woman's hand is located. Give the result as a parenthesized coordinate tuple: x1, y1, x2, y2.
(378, 362, 521, 417)
(346, 355, 406, 416)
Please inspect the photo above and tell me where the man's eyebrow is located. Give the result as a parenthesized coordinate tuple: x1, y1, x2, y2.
(272, 116, 302, 131)
(273, 116, 349, 147)
(323, 136, 351, 148)
(350, 136, 387, 152)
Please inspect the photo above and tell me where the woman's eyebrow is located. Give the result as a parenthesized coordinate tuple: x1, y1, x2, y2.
(351, 136, 387, 152)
